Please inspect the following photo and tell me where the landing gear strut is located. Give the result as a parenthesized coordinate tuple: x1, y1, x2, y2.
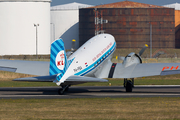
(124, 78, 134, 92)
(58, 85, 71, 95)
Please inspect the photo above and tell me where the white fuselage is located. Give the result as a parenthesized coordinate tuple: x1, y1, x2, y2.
(56, 34, 116, 85)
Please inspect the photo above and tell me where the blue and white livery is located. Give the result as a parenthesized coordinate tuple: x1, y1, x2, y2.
(1, 33, 180, 94)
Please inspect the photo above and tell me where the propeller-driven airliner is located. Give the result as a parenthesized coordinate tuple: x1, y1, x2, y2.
(0, 33, 180, 95)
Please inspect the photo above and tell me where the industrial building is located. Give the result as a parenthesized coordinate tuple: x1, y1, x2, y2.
(163, 3, 180, 48)
(79, 1, 175, 48)
(1, 1, 180, 56)
(0, 0, 51, 55)
(50, 2, 93, 49)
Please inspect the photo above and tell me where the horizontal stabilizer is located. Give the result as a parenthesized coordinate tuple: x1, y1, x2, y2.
(62, 75, 108, 85)
(13, 75, 108, 85)
(13, 75, 56, 82)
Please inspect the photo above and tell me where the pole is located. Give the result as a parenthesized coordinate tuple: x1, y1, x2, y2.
(34, 24, 39, 59)
(50, 23, 55, 42)
(150, 24, 152, 58)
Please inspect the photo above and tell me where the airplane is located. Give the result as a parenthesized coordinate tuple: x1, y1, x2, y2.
(0, 33, 180, 95)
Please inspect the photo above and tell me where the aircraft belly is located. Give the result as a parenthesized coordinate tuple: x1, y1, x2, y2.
(94, 59, 112, 78)
(84, 69, 96, 77)
(112, 63, 128, 78)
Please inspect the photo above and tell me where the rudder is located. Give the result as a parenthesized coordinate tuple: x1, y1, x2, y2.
(49, 39, 68, 77)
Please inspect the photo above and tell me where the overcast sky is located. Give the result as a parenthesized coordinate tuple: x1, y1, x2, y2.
(51, 0, 179, 6)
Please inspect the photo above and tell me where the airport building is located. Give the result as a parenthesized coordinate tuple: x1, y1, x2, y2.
(0, 0, 51, 55)
(79, 1, 175, 48)
(50, 2, 93, 49)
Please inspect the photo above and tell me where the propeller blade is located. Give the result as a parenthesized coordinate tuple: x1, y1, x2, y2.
(71, 39, 76, 52)
(138, 44, 148, 56)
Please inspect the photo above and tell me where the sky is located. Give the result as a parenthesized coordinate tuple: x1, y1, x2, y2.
(51, 0, 179, 6)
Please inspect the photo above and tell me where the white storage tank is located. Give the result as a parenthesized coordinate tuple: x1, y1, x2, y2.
(51, 2, 93, 49)
(0, 0, 51, 55)
(163, 2, 180, 10)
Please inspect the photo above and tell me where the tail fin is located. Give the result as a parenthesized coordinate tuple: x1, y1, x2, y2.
(49, 39, 68, 78)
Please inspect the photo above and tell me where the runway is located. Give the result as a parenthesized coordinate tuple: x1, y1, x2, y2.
(0, 85, 179, 99)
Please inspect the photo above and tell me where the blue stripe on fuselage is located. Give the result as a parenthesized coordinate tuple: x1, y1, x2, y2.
(74, 42, 116, 76)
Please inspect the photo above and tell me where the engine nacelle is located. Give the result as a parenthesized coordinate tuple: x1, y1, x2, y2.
(122, 52, 142, 67)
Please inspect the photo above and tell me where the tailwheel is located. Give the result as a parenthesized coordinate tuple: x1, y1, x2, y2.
(124, 78, 134, 92)
(58, 85, 71, 95)
(58, 88, 64, 95)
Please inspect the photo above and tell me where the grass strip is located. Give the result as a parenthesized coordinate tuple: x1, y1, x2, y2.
(0, 97, 179, 120)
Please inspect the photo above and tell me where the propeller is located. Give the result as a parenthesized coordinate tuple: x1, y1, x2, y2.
(138, 44, 148, 56)
(120, 44, 148, 67)
(117, 44, 148, 61)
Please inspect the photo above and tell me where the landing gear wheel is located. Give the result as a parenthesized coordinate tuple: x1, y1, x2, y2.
(124, 78, 134, 92)
(126, 81, 132, 92)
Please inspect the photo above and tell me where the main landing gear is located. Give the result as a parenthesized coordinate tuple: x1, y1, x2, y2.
(124, 78, 134, 92)
(58, 85, 71, 95)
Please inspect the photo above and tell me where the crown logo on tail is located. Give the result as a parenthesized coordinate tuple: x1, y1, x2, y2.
(56, 50, 65, 70)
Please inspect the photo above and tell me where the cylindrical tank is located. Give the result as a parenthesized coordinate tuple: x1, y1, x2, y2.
(79, 7, 175, 48)
(51, 9, 79, 49)
(175, 10, 180, 48)
(0, 0, 51, 55)
(163, 3, 180, 48)
(50, 2, 93, 49)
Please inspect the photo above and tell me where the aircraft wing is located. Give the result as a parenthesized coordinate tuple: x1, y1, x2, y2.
(0, 60, 49, 76)
(112, 63, 180, 78)
(13, 75, 56, 82)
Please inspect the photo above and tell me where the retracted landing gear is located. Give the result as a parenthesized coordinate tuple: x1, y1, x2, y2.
(124, 78, 134, 92)
(58, 85, 71, 95)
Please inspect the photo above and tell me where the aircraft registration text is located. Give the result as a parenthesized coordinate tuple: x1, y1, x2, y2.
(73, 66, 82, 73)
(162, 66, 179, 71)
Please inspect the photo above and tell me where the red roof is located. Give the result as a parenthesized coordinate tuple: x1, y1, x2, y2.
(89, 1, 165, 8)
